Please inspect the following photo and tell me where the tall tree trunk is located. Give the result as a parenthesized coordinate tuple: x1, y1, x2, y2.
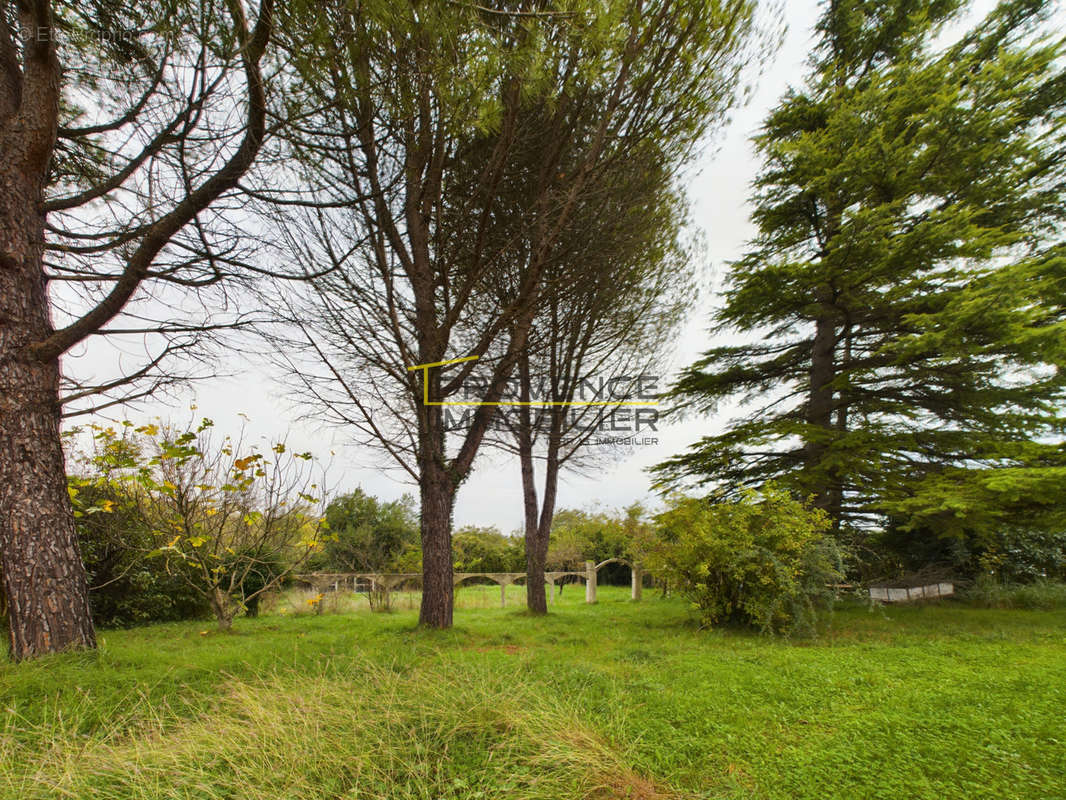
(0, 132, 96, 660)
(520, 358, 562, 615)
(418, 399, 455, 629)
(805, 286, 838, 517)
(419, 461, 455, 628)
(828, 320, 852, 528)
(519, 433, 546, 613)
(518, 361, 546, 613)
(529, 445, 559, 612)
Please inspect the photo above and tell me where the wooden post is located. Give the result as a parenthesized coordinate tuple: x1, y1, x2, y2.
(631, 564, 642, 601)
(500, 582, 507, 608)
(585, 561, 597, 604)
(549, 580, 555, 605)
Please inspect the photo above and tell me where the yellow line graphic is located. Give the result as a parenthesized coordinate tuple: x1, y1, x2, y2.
(406, 356, 658, 407)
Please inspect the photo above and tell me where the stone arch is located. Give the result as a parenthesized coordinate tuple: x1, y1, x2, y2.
(543, 570, 586, 605)
(454, 573, 517, 608)
(378, 574, 417, 592)
(591, 559, 645, 602)
(453, 573, 502, 588)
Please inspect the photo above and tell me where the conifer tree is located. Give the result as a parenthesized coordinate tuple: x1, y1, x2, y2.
(656, 0, 1066, 541)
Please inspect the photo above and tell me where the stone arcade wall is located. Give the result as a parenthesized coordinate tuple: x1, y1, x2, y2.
(295, 559, 645, 608)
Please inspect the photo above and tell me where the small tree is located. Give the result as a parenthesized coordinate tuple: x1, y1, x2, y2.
(548, 508, 633, 566)
(75, 419, 325, 630)
(316, 489, 419, 574)
(647, 487, 842, 635)
(67, 476, 210, 627)
(452, 527, 524, 574)
(312, 488, 420, 611)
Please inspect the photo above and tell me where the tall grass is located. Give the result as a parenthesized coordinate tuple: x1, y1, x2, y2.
(959, 577, 1066, 610)
(1, 588, 1064, 799)
(1, 657, 673, 800)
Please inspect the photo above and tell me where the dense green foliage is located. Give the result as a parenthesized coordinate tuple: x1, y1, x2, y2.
(64, 421, 325, 630)
(312, 489, 420, 574)
(656, 0, 1066, 554)
(648, 487, 843, 634)
(960, 575, 1066, 610)
(547, 504, 652, 583)
(867, 521, 1066, 583)
(70, 479, 210, 628)
(2, 591, 1064, 798)
(452, 527, 525, 574)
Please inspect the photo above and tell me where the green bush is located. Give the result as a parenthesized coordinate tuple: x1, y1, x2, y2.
(986, 528, 1066, 584)
(958, 573, 1008, 608)
(648, 487, 843, 635)
(1011, 581, 1066, 610)
(865, 523, 1066, 584)
(452, 526, 524, 573)
(311, 489, 420, 573)
(72, 478, 210, 628)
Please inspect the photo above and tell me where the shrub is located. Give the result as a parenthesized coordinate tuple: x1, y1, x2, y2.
(647, 487, 843, 635)
(862, 523, 1066, 584)
(452, 526, 524, 573)
(71, 478, 210, 628)
(66, 420, 326, 630)
(310, 489, 420, 574)
(1011, 581, 1066, 610)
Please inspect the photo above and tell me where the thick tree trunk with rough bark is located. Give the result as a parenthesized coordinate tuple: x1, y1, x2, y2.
(418, 399, 455, 629)
(419, 462, 455, 628)
(0, 127, 96, 660)
(0, 0, 272, 659)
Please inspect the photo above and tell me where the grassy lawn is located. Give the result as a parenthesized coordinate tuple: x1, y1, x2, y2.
(1, 586, 1063, 799)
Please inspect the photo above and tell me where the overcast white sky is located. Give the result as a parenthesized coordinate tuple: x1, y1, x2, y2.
(65, 0, 1034, 533)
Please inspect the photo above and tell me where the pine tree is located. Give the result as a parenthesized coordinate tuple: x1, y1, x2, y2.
(655, 0, 1066, 542)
